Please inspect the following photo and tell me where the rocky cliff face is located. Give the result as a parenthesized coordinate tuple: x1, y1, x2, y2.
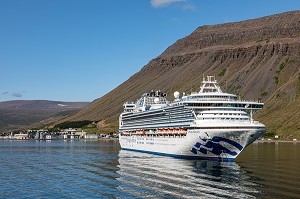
(64, 11, 300, 138)
(163, 11, 300, 56)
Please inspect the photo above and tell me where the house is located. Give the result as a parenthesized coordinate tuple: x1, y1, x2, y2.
(84, 134, 99, 139)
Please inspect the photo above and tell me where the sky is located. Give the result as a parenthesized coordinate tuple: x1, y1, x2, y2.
(0, 0, 299, 102)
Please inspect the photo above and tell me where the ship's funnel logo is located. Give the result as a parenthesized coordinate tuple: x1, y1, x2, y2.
(191, 136, 243, 156)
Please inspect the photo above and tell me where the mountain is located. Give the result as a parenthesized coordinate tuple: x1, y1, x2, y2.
(0, 100, 89, 132)
(60, 11, 300, 139)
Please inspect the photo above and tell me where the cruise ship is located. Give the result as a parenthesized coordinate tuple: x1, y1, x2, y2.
(119, 76, 266, 161)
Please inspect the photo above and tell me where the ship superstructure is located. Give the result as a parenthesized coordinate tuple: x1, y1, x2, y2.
(119, 76, 266, 161)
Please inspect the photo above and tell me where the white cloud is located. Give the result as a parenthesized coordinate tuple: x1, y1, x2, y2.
(12, 93, 22, 98)
(150, 0, 186, 8)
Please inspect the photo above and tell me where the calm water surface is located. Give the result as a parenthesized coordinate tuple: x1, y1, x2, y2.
(0, 140, 299, 198)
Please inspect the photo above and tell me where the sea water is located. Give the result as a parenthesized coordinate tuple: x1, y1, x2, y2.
(0, 140, 299, 198)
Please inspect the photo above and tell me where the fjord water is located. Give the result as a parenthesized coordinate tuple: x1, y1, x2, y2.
(0, 140, 299, 198)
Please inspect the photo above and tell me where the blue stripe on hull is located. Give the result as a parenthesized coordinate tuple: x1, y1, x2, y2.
(121, 148, 235, 162)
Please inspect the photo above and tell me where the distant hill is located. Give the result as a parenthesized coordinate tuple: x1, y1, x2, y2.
(59, 11, 300, 139)
(0, 100, 89, 132)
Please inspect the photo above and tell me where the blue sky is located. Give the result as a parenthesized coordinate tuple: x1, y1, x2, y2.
(0, 0, 299, 102)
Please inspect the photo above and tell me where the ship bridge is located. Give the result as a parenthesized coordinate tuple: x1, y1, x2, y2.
(199, 76, 222, 93)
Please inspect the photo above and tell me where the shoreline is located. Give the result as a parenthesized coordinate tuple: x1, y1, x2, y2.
(0, 137, 119, 141)
(254, 139, 299, 143)
(0, 137, 298, 143)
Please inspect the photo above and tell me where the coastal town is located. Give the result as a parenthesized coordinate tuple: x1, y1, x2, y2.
(0, 128, 118, 140)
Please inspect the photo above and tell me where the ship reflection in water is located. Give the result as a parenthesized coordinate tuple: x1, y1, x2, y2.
(117, 142, 300, 198)
(117, 150, 260, 198)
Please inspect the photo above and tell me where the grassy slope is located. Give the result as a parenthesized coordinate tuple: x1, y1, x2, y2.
(57, 11, 300, 139)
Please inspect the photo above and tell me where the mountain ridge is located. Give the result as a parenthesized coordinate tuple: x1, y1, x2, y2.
(0, 100, 89, 132)
(56, 11, 300, 139)
(162, 10, 300, 56)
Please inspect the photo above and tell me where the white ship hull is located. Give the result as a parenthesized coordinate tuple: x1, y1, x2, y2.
(119, 126, 265, 161)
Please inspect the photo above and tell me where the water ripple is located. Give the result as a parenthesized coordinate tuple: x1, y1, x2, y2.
(0, 140, 299, 198)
